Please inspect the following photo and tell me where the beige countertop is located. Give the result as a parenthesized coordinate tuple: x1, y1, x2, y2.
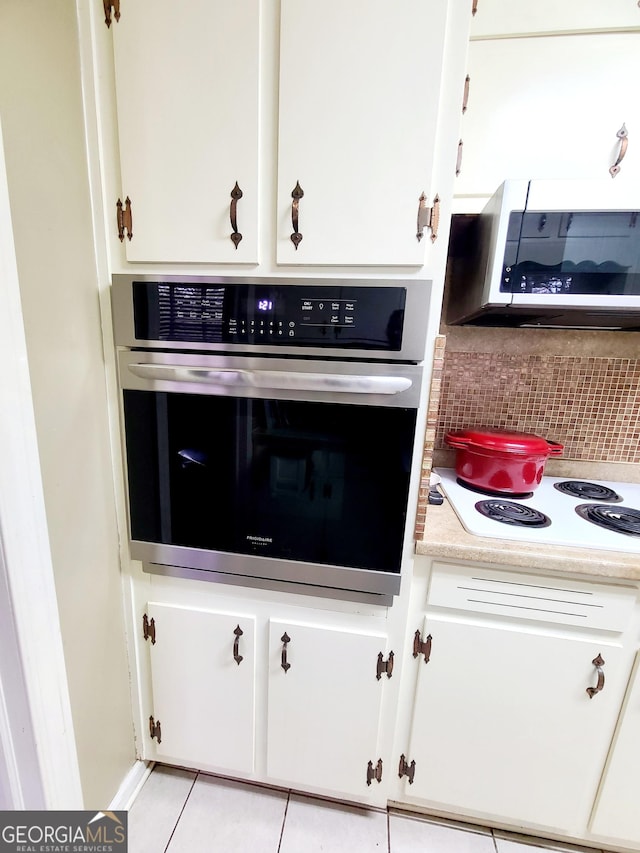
(416, 498, 640, 583)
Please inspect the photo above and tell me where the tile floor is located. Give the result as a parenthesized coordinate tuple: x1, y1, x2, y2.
(128, 765, 607, 853)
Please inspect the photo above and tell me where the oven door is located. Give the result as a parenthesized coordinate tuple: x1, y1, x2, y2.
(117, 350, 422, 601)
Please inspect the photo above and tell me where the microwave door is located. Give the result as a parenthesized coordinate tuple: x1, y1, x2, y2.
(508, 207, 640, 308)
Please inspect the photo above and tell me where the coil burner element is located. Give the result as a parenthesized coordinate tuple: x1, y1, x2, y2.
(553, 481, 622, 503)
(475, 500, 551, 528)
(575, 504, 640, 537)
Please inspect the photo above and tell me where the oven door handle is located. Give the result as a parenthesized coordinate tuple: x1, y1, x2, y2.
(127, 363, 413, 395)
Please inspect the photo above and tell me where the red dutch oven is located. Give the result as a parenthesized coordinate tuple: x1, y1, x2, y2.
(445, 428, 564, 495)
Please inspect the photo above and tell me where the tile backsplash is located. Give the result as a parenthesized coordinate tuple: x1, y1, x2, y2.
(415, 335, 640, 540)
(437, 351, 640, 463)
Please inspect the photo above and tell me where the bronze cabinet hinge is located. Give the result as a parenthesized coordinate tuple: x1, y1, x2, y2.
(462, 75, 471, 114)
(398, 754, 416, 784)
(142, 613, 156, 644)
(103, 0, 121, 27)
(366, 758, 383, 786)
(116, 197, 133, 242)
(376, 650, 394, 680)
(416, 193, 440, 243)
(456, 139, 464, 177)
(149, 715, 162, 744)
(413, 630, 432, 664)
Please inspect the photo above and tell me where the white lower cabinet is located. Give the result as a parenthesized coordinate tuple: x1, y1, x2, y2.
(141, 565, 640, 840)
(590, 652, 640, 847)
(398, 563, 638, 836)
(266, 619, 387, 799)
(142, 599, 391, 803)
(144, 602, 257, 773)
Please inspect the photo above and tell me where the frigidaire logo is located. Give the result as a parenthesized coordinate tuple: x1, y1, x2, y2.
(246, 534, 273, 544)
(0, 810, 127, 853)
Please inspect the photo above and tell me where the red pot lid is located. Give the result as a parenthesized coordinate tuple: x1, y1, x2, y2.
(445, 428, 561, 455)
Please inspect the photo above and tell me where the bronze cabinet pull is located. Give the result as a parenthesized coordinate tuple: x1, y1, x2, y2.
(233, 624, 244, 665)
(230, 182, 243, 248)
(290, 181, 304, 249)
(281, 632, 291, 673)
(610, 124, 628, 178)
(472, 0, 478, 15)
(586, 654, 605, 698)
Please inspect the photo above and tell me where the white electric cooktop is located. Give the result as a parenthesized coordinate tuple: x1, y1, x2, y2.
(435, 468, 640, 555)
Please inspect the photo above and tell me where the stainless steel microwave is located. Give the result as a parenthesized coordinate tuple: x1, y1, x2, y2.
(446, 179, 640, 330)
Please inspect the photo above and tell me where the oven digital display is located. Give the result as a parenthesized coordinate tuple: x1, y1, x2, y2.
(132, 281, 407, 350)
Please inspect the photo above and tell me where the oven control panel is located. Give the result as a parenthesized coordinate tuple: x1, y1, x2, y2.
(131, 280, 407, 351)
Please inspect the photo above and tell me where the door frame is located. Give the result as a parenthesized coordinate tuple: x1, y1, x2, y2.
(0, 119, 83, 808)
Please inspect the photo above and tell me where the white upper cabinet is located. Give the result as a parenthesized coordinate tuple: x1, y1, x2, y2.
(276, 0, 449, 266)
(456, 33, 640, 198)
(471, 0, 640, 38)
(106, 0, 467, 267)
(112, 0, 260, 263)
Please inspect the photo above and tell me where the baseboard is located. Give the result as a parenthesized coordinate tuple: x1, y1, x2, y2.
(109, 760, 155, 811)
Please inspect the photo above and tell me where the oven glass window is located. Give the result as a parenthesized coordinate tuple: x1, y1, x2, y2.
(501, 210, 640, 295)
(123, 391, 416, 574)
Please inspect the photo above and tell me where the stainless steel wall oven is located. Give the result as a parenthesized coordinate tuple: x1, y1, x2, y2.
(112, 276, 429, 604)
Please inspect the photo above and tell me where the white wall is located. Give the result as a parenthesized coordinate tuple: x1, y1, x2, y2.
(0, 0, 134, 807)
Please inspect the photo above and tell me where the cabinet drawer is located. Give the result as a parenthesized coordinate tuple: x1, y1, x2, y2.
(428, 563, 637, 631)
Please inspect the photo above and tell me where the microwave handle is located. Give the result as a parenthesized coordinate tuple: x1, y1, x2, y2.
(127, 362, 413, 395)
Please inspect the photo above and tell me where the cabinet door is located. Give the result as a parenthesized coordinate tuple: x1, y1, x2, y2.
(471, 0, 640, 38)
(267, 619, 388, 801)
(456, 34, 640, 198)
(146, 602, 256, 773)
(406, 614, 629, 832)
(276, 0, 449, 266)
(590, 652, 640, 846)
(112, 0, 260, 263)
